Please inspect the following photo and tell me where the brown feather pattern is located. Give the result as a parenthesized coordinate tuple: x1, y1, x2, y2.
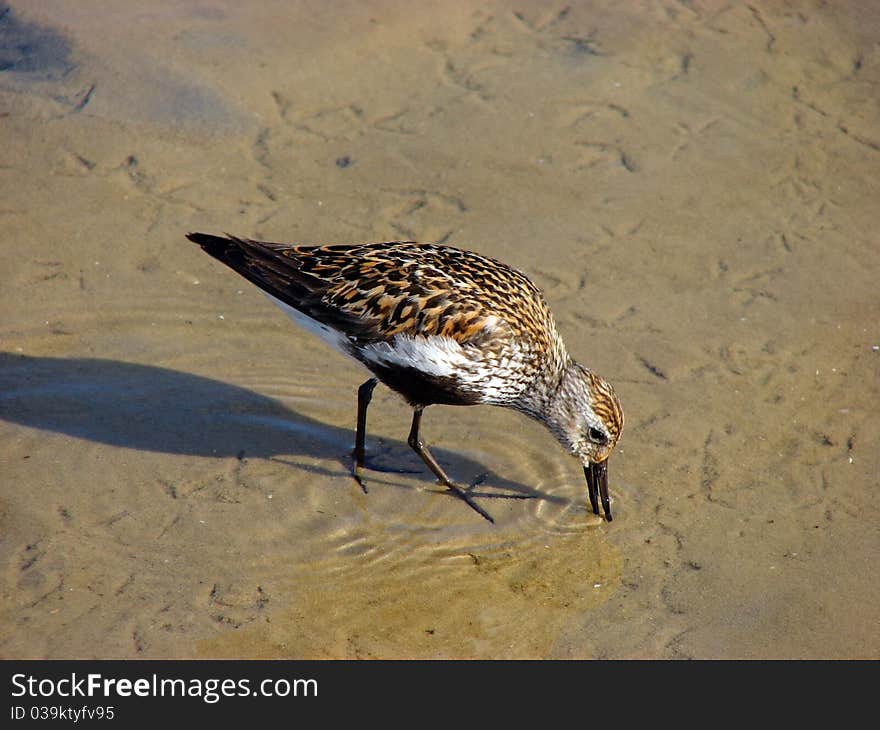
(271, 239, 557, 348)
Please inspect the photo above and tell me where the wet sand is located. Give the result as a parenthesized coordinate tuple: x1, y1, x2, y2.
(1, 1, 878, 658)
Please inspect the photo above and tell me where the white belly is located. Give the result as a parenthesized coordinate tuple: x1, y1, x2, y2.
(264, 293, 351, 354)
(264, 293, 525, 404)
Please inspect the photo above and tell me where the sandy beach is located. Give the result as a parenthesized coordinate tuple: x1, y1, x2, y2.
(1, 0, 878, 658)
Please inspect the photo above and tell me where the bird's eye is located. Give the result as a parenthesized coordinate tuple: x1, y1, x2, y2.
(587, 427, 608, 445)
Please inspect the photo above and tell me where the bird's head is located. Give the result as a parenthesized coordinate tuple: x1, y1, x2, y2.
(545, 361, 624, 520)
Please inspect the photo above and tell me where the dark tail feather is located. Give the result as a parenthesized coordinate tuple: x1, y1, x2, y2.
(186, 232, 242, 258)
(186, 232, 374, 342)
(186, 231, 319, 305)
(186, 231, 230, 249)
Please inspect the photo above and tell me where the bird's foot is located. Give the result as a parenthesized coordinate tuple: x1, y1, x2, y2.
(433, 472, 542, 524)
(466, 472, 537, 500)
(350, 446, 420, 493)
(351, 462, 370, 494)
(439, 481, 496, 524)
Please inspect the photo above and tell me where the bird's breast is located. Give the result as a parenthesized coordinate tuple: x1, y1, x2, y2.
(265, 291, 538, 407)
(359, 333, 533, 405)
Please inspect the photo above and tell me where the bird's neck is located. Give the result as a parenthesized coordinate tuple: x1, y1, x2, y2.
(511, 351, 574, 429)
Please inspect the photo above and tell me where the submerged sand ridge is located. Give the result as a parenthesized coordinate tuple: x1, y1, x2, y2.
(1, 1, 878, 658)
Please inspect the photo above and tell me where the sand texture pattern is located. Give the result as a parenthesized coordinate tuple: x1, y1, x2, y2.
(1, 1, 878, 658)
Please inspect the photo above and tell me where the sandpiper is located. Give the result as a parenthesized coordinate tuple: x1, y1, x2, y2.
(187, 233, 624, 522)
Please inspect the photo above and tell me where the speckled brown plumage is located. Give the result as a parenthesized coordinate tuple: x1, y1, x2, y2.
(299, 243, 543, 335)
(187, 232, 624, 522)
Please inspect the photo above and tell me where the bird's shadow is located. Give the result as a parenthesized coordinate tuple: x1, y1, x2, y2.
(0, 352, 558, 504)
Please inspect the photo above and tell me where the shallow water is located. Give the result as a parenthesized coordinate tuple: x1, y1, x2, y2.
(1, 1, 878, 658)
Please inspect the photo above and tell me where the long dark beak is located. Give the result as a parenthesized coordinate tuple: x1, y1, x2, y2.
(584, 461, 612, 521)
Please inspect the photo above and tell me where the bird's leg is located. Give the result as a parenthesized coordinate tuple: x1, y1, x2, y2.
(406, 408, 457, 488)
(352, 377, 377, 492)
(407, 407, 494, 524)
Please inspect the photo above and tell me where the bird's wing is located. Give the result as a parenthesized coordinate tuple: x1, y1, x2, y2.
(187, 233, 378, 342)
(188, 234, 536, 349)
